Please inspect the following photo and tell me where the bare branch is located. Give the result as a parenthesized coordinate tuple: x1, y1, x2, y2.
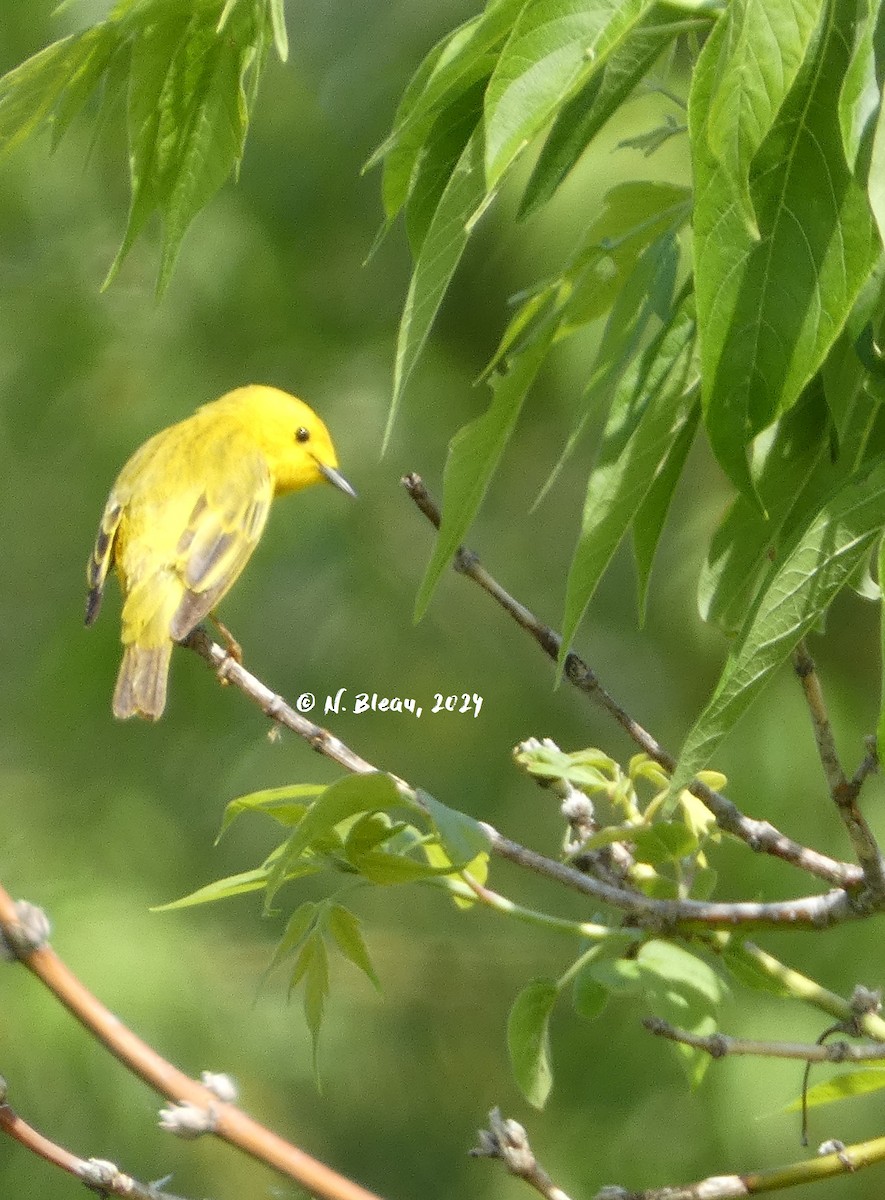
(0, 886, 385, 1200)
(792, 642, 885, 896)
(472, 1108, 574, 1200)
(0, 1076, 187, 1199)
(401, 473, 861, 891)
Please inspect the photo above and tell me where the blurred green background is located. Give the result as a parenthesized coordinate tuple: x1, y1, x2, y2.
(2, 3, 884, 1198)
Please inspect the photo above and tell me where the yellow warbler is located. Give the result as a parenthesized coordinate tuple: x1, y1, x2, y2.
(86, 384, 355, 721)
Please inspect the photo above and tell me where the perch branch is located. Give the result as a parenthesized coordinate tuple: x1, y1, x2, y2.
(472, 1108, 574, 1200)
(185, 630, 869, 932)
(0, 888, 385, 1200)
(401, 473, 861, 891)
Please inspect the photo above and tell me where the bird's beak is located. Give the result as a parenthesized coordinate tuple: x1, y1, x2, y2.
(317, 460, 357, 498)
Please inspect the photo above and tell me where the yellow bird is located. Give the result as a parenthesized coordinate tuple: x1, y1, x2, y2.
(86, 384, 355, 721)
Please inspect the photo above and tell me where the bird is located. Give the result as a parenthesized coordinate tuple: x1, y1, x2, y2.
(85, 384, 355, 720)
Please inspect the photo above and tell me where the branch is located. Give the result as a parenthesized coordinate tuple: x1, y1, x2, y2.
(184, 629, 867, 932)
(401, 473, 861, 891)
(644, 1017, 885, 1062)
(792, 642, 885, 896)
(472, 1108, 574, 1200)
(0, 891, 385, 1200)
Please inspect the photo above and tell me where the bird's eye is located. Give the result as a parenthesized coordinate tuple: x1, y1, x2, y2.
(295, 427, 310, 444)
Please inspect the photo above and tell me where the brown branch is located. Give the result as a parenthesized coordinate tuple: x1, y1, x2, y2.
(401, 472, 862, 891)
(792, 641, 885, 896)
(184, 630, 867, 932)
(0, 1077, 186, 1198)
(643, 1016, 885, 1062)
(472, 1109, 574, 1200)
(0, 890, 385, 1200)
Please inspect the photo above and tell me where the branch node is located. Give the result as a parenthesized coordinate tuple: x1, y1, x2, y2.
(0, 900, 51, 960)
(200, 1071, 238, 1103)
(79, 1157, 131, 1190)
(157, 1100, 217, 1139)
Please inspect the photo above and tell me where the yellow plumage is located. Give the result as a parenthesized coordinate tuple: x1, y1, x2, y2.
(86, 385, 354, 720)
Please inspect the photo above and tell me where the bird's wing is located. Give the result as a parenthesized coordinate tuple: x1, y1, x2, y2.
(85, 495, 125, 626)
(168, 453, 273, 641)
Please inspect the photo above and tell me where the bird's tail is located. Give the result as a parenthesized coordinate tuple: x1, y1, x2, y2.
(113, 642, 173, 721)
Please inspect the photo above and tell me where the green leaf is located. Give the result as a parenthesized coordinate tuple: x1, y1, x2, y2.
(633, 401, 700, 622)
(151, 867, 271, 910)
(344, 811, 409, 861)
(784, 1068, 885, 1112)
(692, 0, 877, 494)
(421, 790, 491, 866)
(572, 964, 609, 1020)
(388, 123, 489, 447)
(518, 18, 675, 218)
(272, 900, 322, 973)
(720, 939, 793, 997)
(632, 822, 699, 866)
(560, 296, 698, 657)
(328, 904, 381, 991)
(268, 0, 289, 62)
(697, 382, 830, 633)
(838, 0, 882, 173)
(637, 940, 725, 1008)
(414, 328, 554, 619)
(673, 453, 885, 793)
(219, 783, 323, 837)
(351, 850, 453, 885)
(484, 0, 657, 189)
(106, 1, 268, 295)
(878, 535, 885, 758)
(296, 935, 330, 1082)
(265, 773, 401, 902)
(507, 979, 558, 1108)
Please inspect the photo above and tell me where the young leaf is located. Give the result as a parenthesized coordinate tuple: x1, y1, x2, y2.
(421, 790, 491, 866)
(507, 979, 558, 1109)
(295, 935, 330, 1082)
(838, 0, 882, 173)
(672, 453, 885, 793)
(692, 0, 878, 494)
(151, 867, 272, 910)
(784, 1068, 885, 1112)
(267, 0, 289, 62)
(484, 0, 657, 190)
(720, 939, 793, 998)
(518, 19, 675, 219)
(572, 965, 609, 1020)
(219, 783, 324, 837)
(328, 904, 381, 991)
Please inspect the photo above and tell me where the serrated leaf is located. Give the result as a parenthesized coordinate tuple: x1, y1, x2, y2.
(519, 18, 674, 218)
(151, 867, 272, 911)
(560, 295, 698, 657)
(414, 327, 554, 618)
(692, 0, 877, 494)
(672, 453, 885, 793)
(784, 1068, 885, 1112)
(421, 790, 491, 865)
(388, 123, 490, 447)
(508, 979, 558, 1108)
(484, 0, 656, 189)
(328, 904, 381, 991)
(219, 783, 323, 837)
(272, 900, 322, 973)
(298, 935, 329, 1082)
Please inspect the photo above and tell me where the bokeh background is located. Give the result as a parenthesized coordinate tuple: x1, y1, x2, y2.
(2, 3, 884, 1198)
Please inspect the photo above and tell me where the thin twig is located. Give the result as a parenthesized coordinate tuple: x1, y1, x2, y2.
(0, 1079, 187, 1199)
(472, 1108, 574, 1200)
(185, 630, 869, 932)
(401, 472, 862, 890)
(643, 1017, 885, 1062)
(791, 641, 847, 795)
(0, 888, 385, 1200)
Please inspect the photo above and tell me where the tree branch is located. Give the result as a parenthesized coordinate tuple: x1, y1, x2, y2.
(0, 889, 385, 1200)
(401, 473, 861, 891)
(643, 1016, 885, 1061)
(472, 1108, 574, 1200)
(184, 631, 869, 932)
